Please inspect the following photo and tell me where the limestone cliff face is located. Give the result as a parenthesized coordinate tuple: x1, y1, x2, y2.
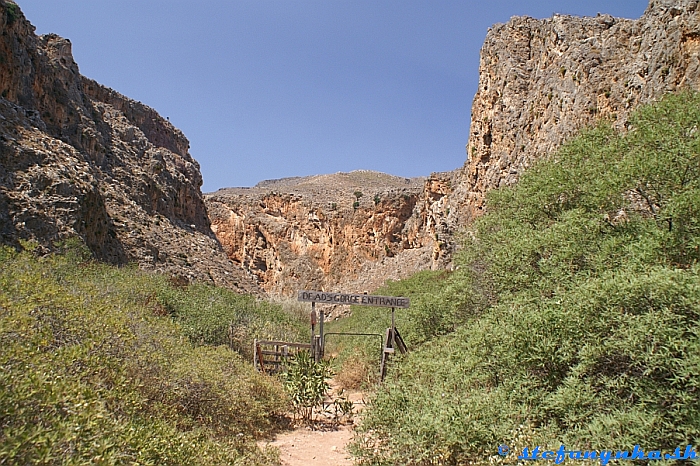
(206, 171, 454, 296)
(211, 0, 700, 297)
(0, 1, 258, 292)
(449, 0, 700, 221)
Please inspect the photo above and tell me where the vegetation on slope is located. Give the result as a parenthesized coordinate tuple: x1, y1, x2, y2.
(348, 92, 700, 464)
(157, 278, 306, 360)
(327, 270, 456, 387)
(0, 241, 305, 465)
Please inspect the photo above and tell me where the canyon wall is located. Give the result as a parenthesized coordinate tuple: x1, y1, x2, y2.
(448, 0, 700, 221)
(211, 0, 700, 297)
(0, 1, 258, 292)
(206, 171, 454, 297)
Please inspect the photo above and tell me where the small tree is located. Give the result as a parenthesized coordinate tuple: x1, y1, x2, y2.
(283, 352, 333, 424)
(353, 191, 363, 210)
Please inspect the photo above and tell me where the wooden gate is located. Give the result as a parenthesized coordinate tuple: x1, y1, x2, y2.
(298, 290, 410, 382)
(253, 339, 313, 374)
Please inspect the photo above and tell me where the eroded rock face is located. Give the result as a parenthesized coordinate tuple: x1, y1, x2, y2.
(0, 1, 258, 293)
(10, 0, 694, 299)
(211, 0, 700, 297)
(448, 0, 700, 221)
(206, 171, 455, 296)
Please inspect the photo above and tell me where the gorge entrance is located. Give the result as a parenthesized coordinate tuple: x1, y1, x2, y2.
(297, 290, 410, 381)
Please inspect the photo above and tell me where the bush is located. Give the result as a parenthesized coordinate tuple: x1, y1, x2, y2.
(156, 283, 307, 360)
(0, 244, 287, 465)
(283, 352, 333, 424)
(350, 92, 700, 465)
(5, 3, 20, 25)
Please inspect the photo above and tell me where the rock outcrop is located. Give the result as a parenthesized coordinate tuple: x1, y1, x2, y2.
(0, 1, 258, 292)
(206, 171, 454, 297)
(449, 0, 700, 221)
(9, 0, 697, 299)
(211, 0, 700, 297)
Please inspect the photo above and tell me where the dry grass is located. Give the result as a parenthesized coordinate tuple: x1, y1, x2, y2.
(335, 354, 376, 390)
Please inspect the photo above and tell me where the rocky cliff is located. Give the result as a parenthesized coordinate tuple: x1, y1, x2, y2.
(0, 1, 258, 292)
(210, 0, 700, 297)
(449, 0, 700, 221)
(11, 0, 695, 299)
(206, 170, 454, 297)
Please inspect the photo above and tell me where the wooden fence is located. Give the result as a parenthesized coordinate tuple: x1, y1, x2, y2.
(253, 339, 313, 374)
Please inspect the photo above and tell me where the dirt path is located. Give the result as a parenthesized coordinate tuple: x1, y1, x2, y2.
(264, 425, 355, 466)
(259, 385, 366, 466)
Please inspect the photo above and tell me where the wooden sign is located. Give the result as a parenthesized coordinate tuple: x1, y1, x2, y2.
(297, 290, 410, 308)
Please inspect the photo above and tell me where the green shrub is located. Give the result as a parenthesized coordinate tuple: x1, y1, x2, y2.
(156, 282, 306, 359)
(5, 3, 20, 25)
(350, 92, 700, 465)
(0, 244, 286, 465)
(283, 352, 333, 424)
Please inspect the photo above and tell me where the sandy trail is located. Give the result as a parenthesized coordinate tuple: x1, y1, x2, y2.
(265, 425, 355, 466)
(259, 385, 366, 466)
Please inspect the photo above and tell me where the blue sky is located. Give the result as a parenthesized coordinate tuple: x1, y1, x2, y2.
(18, 1, 648, 192)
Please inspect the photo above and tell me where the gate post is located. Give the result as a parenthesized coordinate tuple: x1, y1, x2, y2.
(391, 307, 396, 350)
(318, 308, 325, 361)
(310, 302, 317, 359)
(253, 338, 258, 371)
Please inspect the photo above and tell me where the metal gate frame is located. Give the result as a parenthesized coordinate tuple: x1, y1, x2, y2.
(298, 290, 410, 382)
